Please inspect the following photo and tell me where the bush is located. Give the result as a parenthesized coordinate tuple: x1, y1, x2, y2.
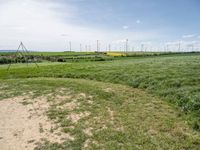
(0, 57, 12, 64)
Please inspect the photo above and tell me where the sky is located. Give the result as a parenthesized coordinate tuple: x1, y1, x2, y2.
(0, 0, 200, 51)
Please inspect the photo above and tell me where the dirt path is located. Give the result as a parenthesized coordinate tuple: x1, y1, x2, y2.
(0, 96, 72, 150)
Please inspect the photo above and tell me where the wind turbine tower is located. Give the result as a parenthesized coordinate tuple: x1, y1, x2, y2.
(178, 42, 181, 52)
(69, 41, 72, 52)
(108, 44, 111, 52)
(97, 40, 99, 52)
(125, 39, 128, 53)
(80, 44, 82, 52)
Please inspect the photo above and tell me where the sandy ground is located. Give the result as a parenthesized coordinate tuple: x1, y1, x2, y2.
(0, 96, 72, 150)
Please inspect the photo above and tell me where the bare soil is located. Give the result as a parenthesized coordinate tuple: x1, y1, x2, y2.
(0, 96, 73, 150)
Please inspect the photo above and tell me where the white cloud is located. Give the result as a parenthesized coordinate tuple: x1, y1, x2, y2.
(122, 25, 129, 29)
(182, 34, 196, 38)
(136, 20, 141, 24)
(0, 0, 161, 51)
(0, 0, 104, 50)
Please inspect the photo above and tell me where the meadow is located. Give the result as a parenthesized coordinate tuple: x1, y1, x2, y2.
(0, 52, 200, 149)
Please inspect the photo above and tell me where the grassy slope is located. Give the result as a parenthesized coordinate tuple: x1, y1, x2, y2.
(0, 78, 200, 149)
(0, 54, 199, 126)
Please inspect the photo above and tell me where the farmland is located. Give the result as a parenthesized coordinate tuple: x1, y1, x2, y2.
(0, 52, 200, 149)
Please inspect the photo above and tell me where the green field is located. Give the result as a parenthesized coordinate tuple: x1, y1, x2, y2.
(28, 51, 97, 56)
(0, 51, 95, 56)
(0, 53, 200, 149)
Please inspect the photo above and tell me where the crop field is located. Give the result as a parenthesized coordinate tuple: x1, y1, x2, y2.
(0, 52, 200, 149)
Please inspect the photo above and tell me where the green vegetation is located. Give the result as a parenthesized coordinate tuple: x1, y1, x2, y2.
(0, 78, 200, 149)
(0, 51, 95, 56)
(0, 51, 113, 64)
(0, 52, 200, 149)
(1, 51, 200, 64)
(28, 51, 96, 56)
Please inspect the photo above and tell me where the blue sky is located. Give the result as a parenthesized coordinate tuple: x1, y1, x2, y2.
(66, 0, 200, 38)
(68, 0, 199, 30)
(0, 0, 199, 51)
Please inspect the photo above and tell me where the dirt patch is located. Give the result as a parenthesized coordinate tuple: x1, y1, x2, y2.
(103, 88, 114, 93)
(107, 107, 114, 124)
(55, 92, 93, 110)
(78, 93, 94, 105)
(55, 88, 69, 95)
(67, 112, 90, 123)
(83, 139, 98, 149)
(86, 95, 93, 104)
(0, 85, 8, 90)
(83, 127, 93, 136)
(54, 95, 72, 104)
(83, 139, 90, 149)
(56, 99, 79, 111)
(0, 96, 73, 150)
(78, 93, 87, 99)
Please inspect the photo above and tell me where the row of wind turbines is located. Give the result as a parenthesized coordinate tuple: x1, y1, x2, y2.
(66, 40, 199, 53)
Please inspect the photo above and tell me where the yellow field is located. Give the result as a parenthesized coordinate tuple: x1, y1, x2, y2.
(106, 52, 127, 57)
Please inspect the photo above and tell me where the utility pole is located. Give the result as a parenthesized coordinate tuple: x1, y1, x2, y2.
(166, 44, 169, 52)
(97, 40, 99, 52)
(141, 44, 144, 52)
(99, 42, 101, 52)
(80, 44, 82, 52)
(192, 44, 194, 51)
(69, 41, 71, 52)
(125, 39, 128, 53)
(108, 44, 111, 52)
(132, 47, 134, 52)
(149, 46, 152, 52)
(178, 42, 181, 52)
(89, 45, 91, 51)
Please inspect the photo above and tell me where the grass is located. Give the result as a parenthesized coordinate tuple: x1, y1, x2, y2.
(0, 53, 200, 149)
(0, 78, 200, 149)
(0, 54, 200, 126)
(28, 51, 96, 56)
(0, 51, 96, 56)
